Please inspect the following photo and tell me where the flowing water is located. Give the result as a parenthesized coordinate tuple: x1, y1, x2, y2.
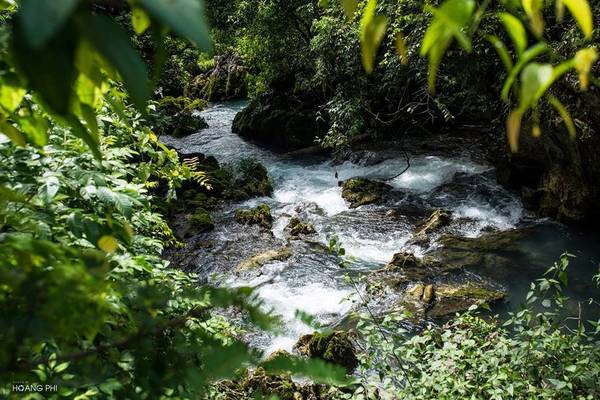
(161, 101, 600, 355)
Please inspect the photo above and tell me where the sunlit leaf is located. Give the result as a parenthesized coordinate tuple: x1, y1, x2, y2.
(499, 13, 527, 55)
(139, 0, 212, 50)
(341, 0, 358, 19)
(563, 0, 593, 39)
(18, 0, 81, 48)
(0, 73, 26, 112)
(519, 62, 553, 109)
(549, 95, 576, 139)
(0, 121, 26, 147)
(78, 13, 150, 111)
(507, 109, 523, 152)
(521, 0, 544, 37)
(574, 47, 598, 90)
(359, 0, 388, 74)
(532, 125, 541, 137)
(66, 114, 101, 160)
(132, 6, 151, 35)
(98, 235, 119, 253)
(501, 42, 548, 102)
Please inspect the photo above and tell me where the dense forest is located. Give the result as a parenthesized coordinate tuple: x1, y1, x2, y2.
(1, 0, 600, 399)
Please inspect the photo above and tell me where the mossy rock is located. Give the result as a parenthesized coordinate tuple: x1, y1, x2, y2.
(152, 96, 208, 138)
(294, 331, 358, 372)
(225, 158, 273, 200)
(183, 208, 214, 238)
(236, 247, 292, 272)
(234, 204, 273, 229)
(286, 217, 316, 237)
(427, 283, 506, 318)
(341, 177, 393, 208)
(410, 209, 452, 245)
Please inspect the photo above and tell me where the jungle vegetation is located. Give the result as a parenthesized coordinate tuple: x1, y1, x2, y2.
(0, 0, 599, 399)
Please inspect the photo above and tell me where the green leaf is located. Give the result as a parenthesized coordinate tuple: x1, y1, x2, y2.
(0, 73, 26, 112)
(341, 0, 358, 19)
(562, 0, 593, 39)
(12, 18, 78, 115)
(359, 0, 388, 74)
(66, 114, 101, 160)
(132, 6, 151, 35)
(519, 62, 554, 110)
(501, 42, 548, 102)
(77, 13, 150, 111)
(506, 109, 523, 152)
(487, 35, 513, 71)
(262, 353, 350, 386)
(0, 121, 26, 147)
(138, 0, 212, 50)
(18, 0, 81, 48)
(549, 95, 576, 139)
(499, 13, 527, 55)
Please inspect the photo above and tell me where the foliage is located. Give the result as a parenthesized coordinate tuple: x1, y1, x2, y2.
(351, 253, 600, 399)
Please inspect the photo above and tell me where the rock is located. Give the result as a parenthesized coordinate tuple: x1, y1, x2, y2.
(422, 284, 434, 304)
(232, 92, 327, 151)
(236, 248, 292, 272)
(234, 204, 273, 229)
(294, 331, 358, 372)
(183, 208, 214, 238)
(186, 53, 247, 101)
(225, 158, 273, 200)
(152, 96, 208, 137)
(341, 177, 394, 208)
(427, 283, 505, 318)
(286, 217, 316, 237)
(410, 209, 452, 245)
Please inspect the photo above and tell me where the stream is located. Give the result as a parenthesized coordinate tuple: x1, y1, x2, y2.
(161, 101, 600, 356)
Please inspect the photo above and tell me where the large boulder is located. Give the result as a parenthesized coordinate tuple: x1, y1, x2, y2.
(152, 96, 208, 137)
(232, 92, 327, 151)
(182, 208, 214, 238)
(341, 177, 394, 208)
(294, 331, 358, 372)
(186, 53, 247, 101)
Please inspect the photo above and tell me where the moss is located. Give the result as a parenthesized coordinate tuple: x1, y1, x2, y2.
(234, 204, 273, 228)
(294, 331, 358, 372)
(152, 96, 208, 138)
(183, 208, 214, 237)
(225, 158, 273, 200)
(286, 217, 316, 237)
(341, 177, 393, 208)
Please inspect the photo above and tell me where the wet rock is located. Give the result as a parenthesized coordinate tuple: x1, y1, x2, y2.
(235, 204, 273, 229)
(341, 177, 394, 208)
(182, 208, 214, 238)
(236, 247, 292, 272)
(410, 209, 452, 245)
(152, 96, 208, 137)
(186, 53, 247, 101)
(223, 158, 273, 201)
(232, 92, 327, 151)
(294, 331, 358, 372)
(286, 217, 316, 237)
(427, 283, 505, 318)
(214, 367, 302, 400)
(430, 230, 526, 270)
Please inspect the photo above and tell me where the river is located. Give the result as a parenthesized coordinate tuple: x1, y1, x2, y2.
(161, 101, 600, 355)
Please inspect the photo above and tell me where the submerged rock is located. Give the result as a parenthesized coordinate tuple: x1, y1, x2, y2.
(236, 247, 292, 272)
(341, 177, 394, 208)
(235, 204, 273, 229)
(286, 217, 316, 237)
(294, 331, 358, 372)
(410, 209, 452, 245)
